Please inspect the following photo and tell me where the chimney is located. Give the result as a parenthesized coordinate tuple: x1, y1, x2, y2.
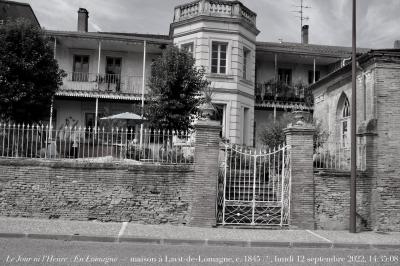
(394, 40, 400, 49)
(302, 25, 309, 44)
(77, 8, 89, 32)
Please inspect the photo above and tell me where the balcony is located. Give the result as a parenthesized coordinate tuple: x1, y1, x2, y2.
(59, 72, 147, 96)
(255, 80, 314, 109)
(173, 0, 257, 26)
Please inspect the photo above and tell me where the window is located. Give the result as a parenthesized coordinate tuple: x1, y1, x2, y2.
(105, 57, 121, 83)
(341, 97, 351, 148)
(243, 47, 250, 80)
(73, 55, 89, 81)
(278, 68, 292, 85)
(211, 42, 227, 74)
(0, 20, 4, 25)
(308, 70, 321, 84)
(181, 42, 194, 56)
(210, 104, 226, 138)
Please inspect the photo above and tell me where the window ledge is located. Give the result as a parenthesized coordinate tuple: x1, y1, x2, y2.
(206, 73, 234, 80)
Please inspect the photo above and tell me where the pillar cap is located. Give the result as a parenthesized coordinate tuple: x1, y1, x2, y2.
(283, 123, 315, 135)
(194, 119, 221, 129)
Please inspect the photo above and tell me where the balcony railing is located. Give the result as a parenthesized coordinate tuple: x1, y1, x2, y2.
(174, 0, 257, 25)
(60, 72, 147, 95)
(255, 80, 314, 106)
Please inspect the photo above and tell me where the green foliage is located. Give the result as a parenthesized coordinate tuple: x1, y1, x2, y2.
(258, 112, 328, 149)
(259, 114, 293, 149)
(0, 19, 65, 123)
(145, 46, 209, 131)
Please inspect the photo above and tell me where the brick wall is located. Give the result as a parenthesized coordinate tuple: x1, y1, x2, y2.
(0, 159, 194, 224)
(284, 124, 315, 229)
(373, 63, 400, 231)
(314, 170, 374, 230)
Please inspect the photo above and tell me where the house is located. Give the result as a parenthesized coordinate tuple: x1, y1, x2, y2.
(310, 48, 400, 231)
(46, 0, 370, 146)
(0, 0, 40, 27)
(49, 8, 169, 133)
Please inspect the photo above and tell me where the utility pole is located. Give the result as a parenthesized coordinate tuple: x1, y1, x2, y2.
(292, 0, 311, 41)
(350, 0, 357, 233)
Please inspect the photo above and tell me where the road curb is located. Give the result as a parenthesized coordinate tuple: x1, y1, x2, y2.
(0, 232, 400, 250)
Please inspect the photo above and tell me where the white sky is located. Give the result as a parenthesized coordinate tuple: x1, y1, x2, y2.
(19, 0, 400, 48)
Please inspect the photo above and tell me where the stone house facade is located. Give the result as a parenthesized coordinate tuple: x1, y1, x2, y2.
(45, 0, 368, 146)
(311, 50, 400, 231)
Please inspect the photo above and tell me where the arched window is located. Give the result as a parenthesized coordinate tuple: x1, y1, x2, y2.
(339, 96, 351, 148)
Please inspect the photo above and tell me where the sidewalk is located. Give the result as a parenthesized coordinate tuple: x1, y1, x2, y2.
(0, 217, 399, 249)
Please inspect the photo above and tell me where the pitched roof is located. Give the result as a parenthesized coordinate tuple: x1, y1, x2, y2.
(0, 0, 40, 27)
(99, 32, 170, 41)
(309, 49, 400, 90)
(45, 30, 172, 45)
(256, 41, 370, 58)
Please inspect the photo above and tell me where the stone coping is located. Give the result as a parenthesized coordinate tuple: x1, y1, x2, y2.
(0, 158, 194, 172)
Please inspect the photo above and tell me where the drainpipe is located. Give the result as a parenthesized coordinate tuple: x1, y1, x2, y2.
(95, 41, 102, 134)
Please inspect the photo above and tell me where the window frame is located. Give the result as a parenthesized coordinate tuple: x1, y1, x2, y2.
(181, 42, 194, 57)
(72, 55, 90, 81)
(211, 41, 228, 74)
(243, 47, 251, 80)
(340, 97, 351, 148)
(278, 68, 292, 85)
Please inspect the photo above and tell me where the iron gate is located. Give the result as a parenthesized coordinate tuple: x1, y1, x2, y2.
(216, 144, 291, 226)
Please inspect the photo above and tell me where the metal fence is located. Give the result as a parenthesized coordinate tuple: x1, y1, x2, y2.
(0, 123, 195, 164)
(313, 139, 366, 171)
(217, 144, 291, 226)
(61, 72, 147, 95)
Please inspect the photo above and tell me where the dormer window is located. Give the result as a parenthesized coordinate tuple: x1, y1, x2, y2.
(211, 42, 227, 74)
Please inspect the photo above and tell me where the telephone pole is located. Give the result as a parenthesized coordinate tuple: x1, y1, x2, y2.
(350, 0, 357, 234)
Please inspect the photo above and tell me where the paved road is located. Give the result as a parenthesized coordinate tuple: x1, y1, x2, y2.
(0, 238, 398, 266)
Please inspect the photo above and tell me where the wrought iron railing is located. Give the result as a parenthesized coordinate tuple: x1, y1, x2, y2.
(61, 72, 147, 95)
(0, 123, 194, 164)
(313, 139, 366, 171)
(217, 143, 291, 226)
(255, 81, 314, 106)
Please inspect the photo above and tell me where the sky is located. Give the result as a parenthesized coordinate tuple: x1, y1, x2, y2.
(19, 0, 400, 49)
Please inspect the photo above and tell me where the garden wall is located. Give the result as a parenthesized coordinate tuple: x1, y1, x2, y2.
(314, 170, 375, 231)
(0, 159, 194, 224)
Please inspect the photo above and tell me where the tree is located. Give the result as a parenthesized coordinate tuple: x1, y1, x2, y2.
(0, 19, 64, 123)
(258, 112, 328, 149)
(145, 46, 209, 131)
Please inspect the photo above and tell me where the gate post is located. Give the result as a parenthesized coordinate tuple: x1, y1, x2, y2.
(284, 121, 315, 229)
(190, 118, 221, 227)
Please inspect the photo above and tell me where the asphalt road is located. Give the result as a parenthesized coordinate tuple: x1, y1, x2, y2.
(0, 238, 398, 266)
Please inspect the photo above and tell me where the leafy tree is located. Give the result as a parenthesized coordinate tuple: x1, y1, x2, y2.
(0, 19, 64, 123)
(258, 112, 328, 149)
(145, 46, 209, 131)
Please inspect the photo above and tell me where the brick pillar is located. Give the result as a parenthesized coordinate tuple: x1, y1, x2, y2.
(190, 119, 221, 227)
(284, 123, 315, 229)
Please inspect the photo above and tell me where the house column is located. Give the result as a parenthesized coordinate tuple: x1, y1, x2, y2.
(284, 120, 315, 229)
(274, 53, 278, 123)
(140, 40, 147, 146)
(313, 58, 316, 83)
(95, 41, 102, 132)
(49, 37, 57, 137)
(191, 118, 221, 226)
